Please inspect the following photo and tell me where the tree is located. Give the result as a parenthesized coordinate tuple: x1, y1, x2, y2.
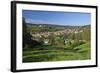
(23, 17, 42, 48)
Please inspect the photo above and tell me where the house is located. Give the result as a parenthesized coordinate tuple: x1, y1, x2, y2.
(44, 39, 49, 45)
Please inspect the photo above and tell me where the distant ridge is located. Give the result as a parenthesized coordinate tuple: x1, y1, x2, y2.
(26, 23, 90, 29)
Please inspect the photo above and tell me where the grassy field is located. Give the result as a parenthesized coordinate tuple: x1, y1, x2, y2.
(23, 42, 91, 62)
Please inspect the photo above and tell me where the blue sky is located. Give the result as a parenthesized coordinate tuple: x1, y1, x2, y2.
(22, 10, 91, 26)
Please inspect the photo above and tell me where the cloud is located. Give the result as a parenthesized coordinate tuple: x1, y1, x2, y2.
(25, 18, 49, 24)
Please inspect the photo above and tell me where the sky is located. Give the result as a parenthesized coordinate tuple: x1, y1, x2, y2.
(22, 10, 91, 26)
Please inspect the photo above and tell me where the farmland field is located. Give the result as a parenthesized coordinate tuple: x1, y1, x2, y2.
(23, 42, 91, 62)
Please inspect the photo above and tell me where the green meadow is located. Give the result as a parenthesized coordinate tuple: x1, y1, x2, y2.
(23, 42, 91, 62)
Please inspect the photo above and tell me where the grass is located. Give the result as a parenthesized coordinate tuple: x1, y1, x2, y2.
(23, 42, 91, 62)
